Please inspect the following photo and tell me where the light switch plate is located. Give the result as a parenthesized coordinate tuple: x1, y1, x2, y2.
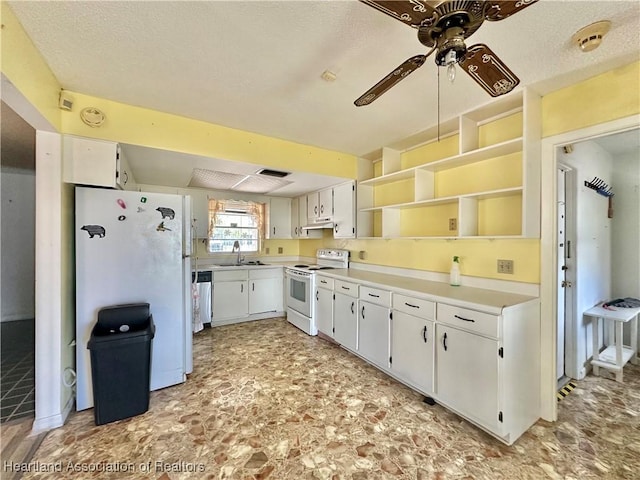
(449, 218, 457, 231)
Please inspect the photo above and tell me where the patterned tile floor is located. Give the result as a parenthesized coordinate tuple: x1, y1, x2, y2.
(1, 320, 35, 423)
(15, 318, 640, 479)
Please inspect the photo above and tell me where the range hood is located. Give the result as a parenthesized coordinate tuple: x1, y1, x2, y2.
(302, 220, 334, 230)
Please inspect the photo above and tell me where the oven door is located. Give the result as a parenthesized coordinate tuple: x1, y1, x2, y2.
(285, 269, 312, 317)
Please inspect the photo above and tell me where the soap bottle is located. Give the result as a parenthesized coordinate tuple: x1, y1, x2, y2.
(450, 256, 461, 286)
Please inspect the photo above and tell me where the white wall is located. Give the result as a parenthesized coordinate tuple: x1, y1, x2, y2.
(1, 168, 36, 322)
(560, 141, 613, 377)
(611, 149, 640, 298)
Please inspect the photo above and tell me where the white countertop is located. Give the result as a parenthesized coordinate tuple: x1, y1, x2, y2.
(317, 268, 538, 314)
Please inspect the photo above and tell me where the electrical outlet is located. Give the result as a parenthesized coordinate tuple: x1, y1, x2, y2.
(265, 247, 270, 254)
(497, 259, 514, 274)
(449, 218, 457, 231)
(278, 247, 283, 254)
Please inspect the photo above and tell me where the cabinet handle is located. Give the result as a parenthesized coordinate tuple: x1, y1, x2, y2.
(351, 301, 355, 314)
(368, 293, 379, 298)
(334, 224, 338, 234)
(295, 227, 298, 235)
(320, 205, 324, 214)
(241, 284, 244, 293)
(361, 305, 365, 319)
(314, 205, 318, 214)
(320, 280, 328, 284)
(422, 326, 427, 343)
(443, 332, 448, 351)
(252, 282, 255, 292)
(316, 290, 319, 301)
(341, 286, 350, 291)
(454, 314, 475, 323)
(405, 302, 420, 309)
(273, 227, 276, 235)
(123, 171, 128, 184)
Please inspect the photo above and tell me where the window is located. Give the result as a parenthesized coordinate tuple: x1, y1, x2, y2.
(207, 199, 265, 253)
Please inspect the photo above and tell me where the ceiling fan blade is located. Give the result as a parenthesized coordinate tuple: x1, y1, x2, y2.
(360, 1, 439, 28)
(459, 44, 519, 97)
(484, 0, 539, 22)
(354, 55, 427, 107)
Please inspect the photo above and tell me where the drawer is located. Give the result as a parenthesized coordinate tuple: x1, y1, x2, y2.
(393, 294, 435, 320)
(316, 275, 334, 290)
(437, 303, 499, 338)
(359, 286, 391, 307)
(249, 267, 282, 280)
(213, 269, 248, 282)
(335, 280, 358, 298)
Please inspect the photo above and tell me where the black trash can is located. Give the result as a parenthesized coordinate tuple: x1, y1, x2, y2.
(87, 303, 155, 425)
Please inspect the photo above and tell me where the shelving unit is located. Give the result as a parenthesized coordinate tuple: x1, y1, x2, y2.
(357, 89, 541, 239)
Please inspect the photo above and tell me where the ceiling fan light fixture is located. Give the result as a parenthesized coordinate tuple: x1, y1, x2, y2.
(571, 20, 611, 53)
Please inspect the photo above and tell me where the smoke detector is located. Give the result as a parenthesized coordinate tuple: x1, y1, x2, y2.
(571, 21, 611, 52)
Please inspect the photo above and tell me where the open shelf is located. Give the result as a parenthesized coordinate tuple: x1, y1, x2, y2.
(356, 88, 541, 240)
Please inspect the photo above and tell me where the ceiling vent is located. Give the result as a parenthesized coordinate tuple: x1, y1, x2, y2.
(257, 168, 290, 178)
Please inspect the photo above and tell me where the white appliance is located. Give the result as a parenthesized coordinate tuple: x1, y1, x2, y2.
(75, 187, 193, 411)
(285, 249, 349, 335)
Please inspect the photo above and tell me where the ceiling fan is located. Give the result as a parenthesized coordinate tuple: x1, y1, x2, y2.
(354, 0, 538, 106)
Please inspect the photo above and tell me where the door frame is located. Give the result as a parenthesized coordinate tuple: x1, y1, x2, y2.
(540, 114, 640, 422)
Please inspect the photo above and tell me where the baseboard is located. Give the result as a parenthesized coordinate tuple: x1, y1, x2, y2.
(210, 311, 285, 327)
(1, 314, 35, 323)
(30, 396, 74, 436)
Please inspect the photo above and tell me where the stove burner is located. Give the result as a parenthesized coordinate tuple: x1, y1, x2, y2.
(294, 264, 309, 268)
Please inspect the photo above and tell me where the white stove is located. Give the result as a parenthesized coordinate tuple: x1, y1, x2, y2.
(285, 249, 349, 335)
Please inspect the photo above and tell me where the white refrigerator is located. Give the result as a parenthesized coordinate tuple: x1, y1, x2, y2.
(75, 187, 193, 411)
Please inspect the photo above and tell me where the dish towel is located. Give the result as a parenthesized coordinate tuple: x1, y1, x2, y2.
(192, 283, 204, 333)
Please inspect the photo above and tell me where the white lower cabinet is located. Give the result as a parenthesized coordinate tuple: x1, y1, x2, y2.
(212, 280, 248, 322)
(249, 268, 283, 314)
(391, 311, 434, 395)
(334, 290, 358, 352)
(435, 323, 499, 430)
(359, 301, 390, 369)
(315, 276, 334, 337)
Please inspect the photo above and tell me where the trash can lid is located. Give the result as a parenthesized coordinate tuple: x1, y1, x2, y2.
(96, 303, 151, 332)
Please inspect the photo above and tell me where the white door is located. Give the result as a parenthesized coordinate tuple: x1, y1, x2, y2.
(359, 300, 390, 368)
(334, 292, 357, 351)
(391, 311, 434, 394)
(316, 287, 334, 337)
(333, 181, 355, 239)
(212, 281, 248, 321)
(436, 324, 499, 430)
(557, 167, 567, 380)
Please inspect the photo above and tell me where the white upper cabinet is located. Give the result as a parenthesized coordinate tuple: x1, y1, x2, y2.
(332, 181, 355, 239)
(63, 135, 135, 190)
(295, 195, 322, 239)
(266, 197, 291, 239)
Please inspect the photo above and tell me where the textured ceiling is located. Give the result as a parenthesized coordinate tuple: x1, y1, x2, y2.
(6, 1, 640, 172)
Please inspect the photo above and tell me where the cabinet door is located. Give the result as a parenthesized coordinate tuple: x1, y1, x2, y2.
(359, 301, 390, 369)
(307, 192, 319, 221)
(291, 196, 300, 238)
(332, 181, 355, 238)
(391, 311, 434, 394)
(212, 281, 248, 321)
(299, 196, 322, 239)
(334, 293, 357, 352)
(63, 135, 119, 188)
(117, 150, 137, 191)
(267, 197, 292, 239)
(318, 188, 333, 220)
(436, 324, 499, 429)
(249, 277, 282, 314)
(188, 190, 209, 238)
(316, 287, 334, 337)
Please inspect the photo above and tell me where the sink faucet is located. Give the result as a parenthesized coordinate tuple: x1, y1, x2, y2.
(232, 240, 242, 265)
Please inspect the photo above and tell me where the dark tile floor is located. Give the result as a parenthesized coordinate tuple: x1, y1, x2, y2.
(1, 319, 35, 423)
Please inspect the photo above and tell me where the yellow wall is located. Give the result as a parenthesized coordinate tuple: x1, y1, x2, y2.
(195, 238, 301, 259)
(542, 61, 640, 138)
(0, 3, 62, 130)
(61, 92, 357, 179)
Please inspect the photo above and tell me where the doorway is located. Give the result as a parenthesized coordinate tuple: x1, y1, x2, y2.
(1, 101, 36, 423)
(541, 114, 640, 422)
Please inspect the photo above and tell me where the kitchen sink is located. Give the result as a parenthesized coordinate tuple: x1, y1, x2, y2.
(214, 261, 270, 267)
